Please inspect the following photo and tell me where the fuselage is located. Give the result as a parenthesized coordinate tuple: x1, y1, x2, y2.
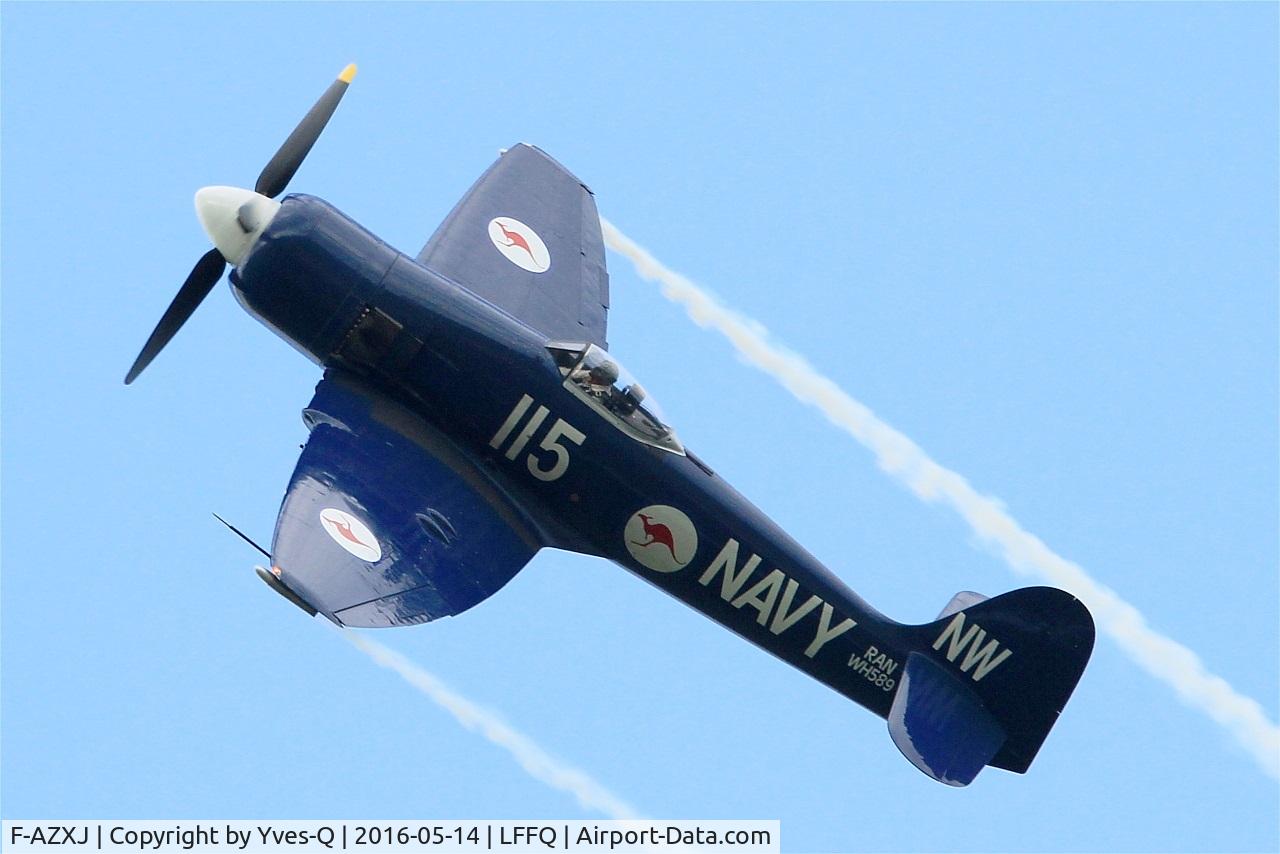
(234, 194, 927, 721)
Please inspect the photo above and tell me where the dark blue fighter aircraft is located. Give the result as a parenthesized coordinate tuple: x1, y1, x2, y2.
(126, 66, 1094, 787)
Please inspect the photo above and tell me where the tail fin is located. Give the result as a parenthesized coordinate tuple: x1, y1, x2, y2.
(888, 586, 1094, 786)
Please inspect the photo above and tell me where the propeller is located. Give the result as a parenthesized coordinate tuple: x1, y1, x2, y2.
(256, 64, 358, 200)
(124, 63, 358, 385)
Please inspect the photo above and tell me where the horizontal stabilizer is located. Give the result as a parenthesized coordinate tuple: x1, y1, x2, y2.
(888, 652, 1006, 786)
(937, 590, 988, 620)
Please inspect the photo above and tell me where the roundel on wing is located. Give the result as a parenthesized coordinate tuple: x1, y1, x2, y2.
(318, 507, 382, 563)
(488, 217, 551, 273)
(624, 505, 698, 573)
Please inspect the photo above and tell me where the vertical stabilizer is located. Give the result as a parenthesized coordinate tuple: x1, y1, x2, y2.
(887, 586, 1094, 784)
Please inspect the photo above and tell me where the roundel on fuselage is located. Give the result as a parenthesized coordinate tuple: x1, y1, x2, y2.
(624, 505, 698, 573)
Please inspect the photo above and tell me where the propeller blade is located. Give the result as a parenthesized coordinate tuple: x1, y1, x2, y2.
(254, 64, 357, 199)
(124, 248, 226, 385)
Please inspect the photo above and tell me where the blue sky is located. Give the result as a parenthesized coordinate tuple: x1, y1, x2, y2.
(2, 3, 1276, 852)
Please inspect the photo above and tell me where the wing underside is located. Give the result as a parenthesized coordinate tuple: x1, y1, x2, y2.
(415, 143, 609, 349)
(270, 372, 541, 627)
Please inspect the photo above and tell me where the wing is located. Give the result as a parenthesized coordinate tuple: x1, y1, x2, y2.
(416, 143, 609, 349)
(269, 371, 542, 627)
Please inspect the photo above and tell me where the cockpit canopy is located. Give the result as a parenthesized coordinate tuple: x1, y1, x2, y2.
(548, 343, 683, 454)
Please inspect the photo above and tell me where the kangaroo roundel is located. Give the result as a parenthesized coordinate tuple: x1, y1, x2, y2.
(625, 505, 698, 573)
(488, 217, 551, 273)
(319, 507, 382, 563)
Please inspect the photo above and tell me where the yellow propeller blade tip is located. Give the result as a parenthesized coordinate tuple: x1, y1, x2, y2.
(339, 63, 358, 83)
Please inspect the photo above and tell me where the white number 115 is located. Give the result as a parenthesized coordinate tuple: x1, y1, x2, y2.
(489, 394, 586, 482)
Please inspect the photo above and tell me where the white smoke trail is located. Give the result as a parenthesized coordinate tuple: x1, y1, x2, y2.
(599, 217, 1280, 780)
(342, 630, 644, 819)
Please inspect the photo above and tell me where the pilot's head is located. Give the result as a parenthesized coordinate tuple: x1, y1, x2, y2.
(589, 360, 620, 386)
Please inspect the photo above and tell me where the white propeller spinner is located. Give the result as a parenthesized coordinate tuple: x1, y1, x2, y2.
(194, 186, 281, 266)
